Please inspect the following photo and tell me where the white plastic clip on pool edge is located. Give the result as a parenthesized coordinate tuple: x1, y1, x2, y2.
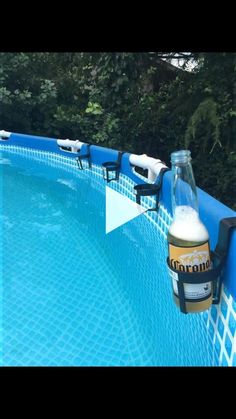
(129, 153, 168, 182)
(57, 139, 85, 153)
(0, 130, 11, 139)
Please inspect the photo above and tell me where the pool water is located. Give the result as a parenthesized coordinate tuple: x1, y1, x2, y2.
(0, 150, 215, 366)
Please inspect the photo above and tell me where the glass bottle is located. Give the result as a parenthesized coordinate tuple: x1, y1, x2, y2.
(167, 150, 212, 313)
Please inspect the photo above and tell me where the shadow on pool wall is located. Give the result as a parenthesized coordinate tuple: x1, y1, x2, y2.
(0, 130, 236, 366)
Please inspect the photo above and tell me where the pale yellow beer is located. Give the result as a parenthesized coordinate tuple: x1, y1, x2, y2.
(168, 207, 212, 312)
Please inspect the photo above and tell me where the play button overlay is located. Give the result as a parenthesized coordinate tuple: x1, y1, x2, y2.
(106, 186, 147, 234)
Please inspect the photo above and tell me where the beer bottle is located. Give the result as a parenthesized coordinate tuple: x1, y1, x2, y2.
(167, 150, 212, 313)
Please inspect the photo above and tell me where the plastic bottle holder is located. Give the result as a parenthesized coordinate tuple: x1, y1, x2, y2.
(76, 144, 92, 170)
(167, 217, 236, 314)
(134, 184, 160, 211)
(102, 151, 124, 183)
(134, 168, 169, 211)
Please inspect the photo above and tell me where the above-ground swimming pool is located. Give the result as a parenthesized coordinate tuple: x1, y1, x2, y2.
(0, 132, 236, 366)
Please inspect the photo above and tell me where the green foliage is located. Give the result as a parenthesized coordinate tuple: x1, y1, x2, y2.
(184, 98, 221, 153)
(0, 52, 235, 209)
(85, 102, 103, 115)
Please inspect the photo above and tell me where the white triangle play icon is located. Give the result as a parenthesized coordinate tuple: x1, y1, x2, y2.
(106, 186, 147, 234)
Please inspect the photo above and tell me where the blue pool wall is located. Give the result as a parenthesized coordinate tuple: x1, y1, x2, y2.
(3, 131, 236, 301)
(1, 130, 236, 366)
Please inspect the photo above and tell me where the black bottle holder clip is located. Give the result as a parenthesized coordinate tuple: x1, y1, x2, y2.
(76, 144, 92, 170)
(134, 167, 169, 211)
(102, 151, 124, 183)
(167, 217, 236, 314)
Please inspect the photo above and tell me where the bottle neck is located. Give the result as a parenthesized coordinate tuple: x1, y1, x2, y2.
(171, 157, 199, 218)
(169, 150, 209, 244)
